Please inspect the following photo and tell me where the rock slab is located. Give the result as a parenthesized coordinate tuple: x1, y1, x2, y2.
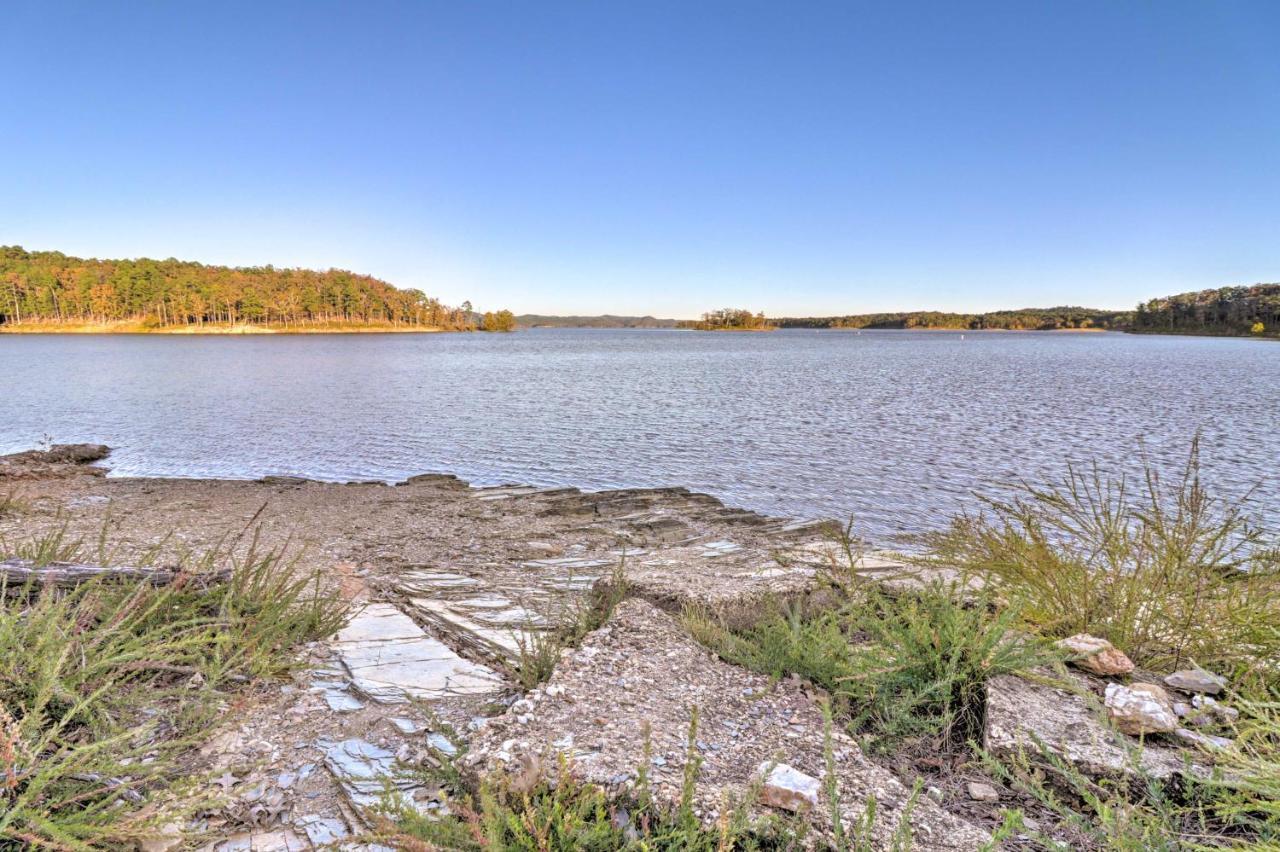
(759, 762, 821, 813)
(985, 671, 1195, 781)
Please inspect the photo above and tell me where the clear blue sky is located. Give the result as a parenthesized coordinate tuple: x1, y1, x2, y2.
(3, 1, 1278, 317)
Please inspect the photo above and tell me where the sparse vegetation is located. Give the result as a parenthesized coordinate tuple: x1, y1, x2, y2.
(0, 491, 29, 519)
(686, 442, 1280, 848)
(0, 528, 347, 848)
(686, 576, 1049, 754)
(914, 439, 1280, 689)
(380, 709, 797, 851)
(510, 560, 631, 691)
(379, 704, 950, 851)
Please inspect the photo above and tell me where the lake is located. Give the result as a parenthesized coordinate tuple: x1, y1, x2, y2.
(2, 329, 1276, 542)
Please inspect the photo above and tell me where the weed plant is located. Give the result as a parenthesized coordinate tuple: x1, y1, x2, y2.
(915, 439, 1280, 687)
(0, 527, 347, 848)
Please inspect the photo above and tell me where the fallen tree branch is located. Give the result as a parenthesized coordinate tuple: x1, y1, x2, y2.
(0, 559, 229, 589)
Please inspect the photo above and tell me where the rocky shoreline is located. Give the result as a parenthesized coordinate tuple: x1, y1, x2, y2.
(0, 446, 1251, 850)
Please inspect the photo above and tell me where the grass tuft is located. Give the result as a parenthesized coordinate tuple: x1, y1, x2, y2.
(687, 578, 1049, 754)
(510, 557, 631, 692)
(0, 527, 347, 848)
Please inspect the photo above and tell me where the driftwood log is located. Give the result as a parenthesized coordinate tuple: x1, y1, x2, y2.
(0, 558, 229, 589)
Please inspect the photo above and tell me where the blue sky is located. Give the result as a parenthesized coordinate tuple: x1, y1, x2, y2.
(3, 1, 1278, 317)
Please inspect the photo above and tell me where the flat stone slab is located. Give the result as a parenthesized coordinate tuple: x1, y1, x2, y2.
(984, 670, 1202, 781)
(322, 738, 428, 814)
(467, 599, 987, 850)
(332, 603, 501, 702)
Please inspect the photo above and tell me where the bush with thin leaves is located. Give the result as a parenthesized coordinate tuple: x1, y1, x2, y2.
(915, 439, 1280, 689)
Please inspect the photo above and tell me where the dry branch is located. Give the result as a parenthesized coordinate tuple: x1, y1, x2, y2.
(0, 559, 228, 589)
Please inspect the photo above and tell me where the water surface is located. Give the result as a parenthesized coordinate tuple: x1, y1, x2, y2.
(2, 329, 1276, 541)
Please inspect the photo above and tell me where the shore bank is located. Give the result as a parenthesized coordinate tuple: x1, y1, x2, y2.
(1, 445, 1269, 850)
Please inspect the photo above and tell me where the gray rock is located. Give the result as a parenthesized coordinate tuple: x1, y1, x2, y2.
(295, 815, 349, 845)
(1172, 728, 1232, 751)
(388, 717, 421, 735)
(323, 739, 422, 813)
(1164, 669, 1226, 696)
(319, 686, 364, 713)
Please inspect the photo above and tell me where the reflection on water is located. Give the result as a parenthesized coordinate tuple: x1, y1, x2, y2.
(2, 329, 1276, 541)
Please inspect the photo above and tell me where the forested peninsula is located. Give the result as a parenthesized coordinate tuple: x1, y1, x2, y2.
(1131, 284, 1280, 337)
(778, 306, 1127, 331)
(779, 285, 1278, 338)
(0, 247, 484, 333)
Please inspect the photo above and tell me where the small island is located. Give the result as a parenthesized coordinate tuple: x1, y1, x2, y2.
(678, 308, 775, 331)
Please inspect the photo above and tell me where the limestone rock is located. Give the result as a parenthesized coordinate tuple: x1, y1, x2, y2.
(1056, 634, 1134, 676)
(985, 671, 1194, 781)
(758, 763, 820, 812)
(1172, 728, 1232, 752)
(1105, 683, 1178, 736)
(1188, 695, 1240, 727)
(331, 603, 500, 703)
(1164, 669, 1226, 696)
(965, 782, 1000, 803)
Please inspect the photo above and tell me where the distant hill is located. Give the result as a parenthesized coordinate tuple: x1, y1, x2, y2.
(777, 306, 1131, 331)
(514, 314, 680, 328)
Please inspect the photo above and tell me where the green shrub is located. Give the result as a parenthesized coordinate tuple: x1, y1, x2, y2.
(687, 579, 1048, 753)
(511, 559, 631, 691)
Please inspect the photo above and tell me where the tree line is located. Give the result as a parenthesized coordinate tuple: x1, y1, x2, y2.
(0, 246, 480, 330)
(778, 306, 1129, 331)
(1131, 284, 1279, 337)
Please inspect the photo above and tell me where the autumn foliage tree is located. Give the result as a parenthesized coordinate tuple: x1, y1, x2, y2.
(0, 246, 474, 330)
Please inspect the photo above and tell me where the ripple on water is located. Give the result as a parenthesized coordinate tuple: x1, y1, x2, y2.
(1, 329, 1277, 542)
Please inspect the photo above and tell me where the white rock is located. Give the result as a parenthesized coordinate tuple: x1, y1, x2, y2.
(757, 762, 820, 812)
(1105, 683, 1178, 736)
(966, 782, 1000, 802)
(1189, 695, 1239, 726)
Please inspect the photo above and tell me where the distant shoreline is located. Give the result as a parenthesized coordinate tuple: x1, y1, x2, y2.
(0, 321, 448, 335)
